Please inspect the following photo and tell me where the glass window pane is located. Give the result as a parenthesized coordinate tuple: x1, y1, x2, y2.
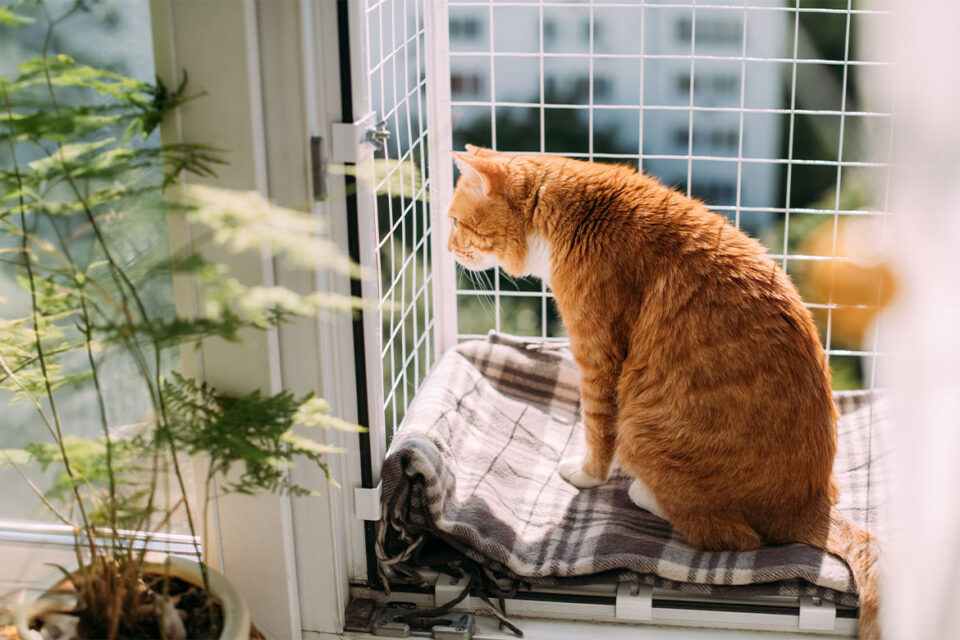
(0, 1, 194, 535)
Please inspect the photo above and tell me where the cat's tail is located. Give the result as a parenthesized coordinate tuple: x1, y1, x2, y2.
(802, 507, 882, 640)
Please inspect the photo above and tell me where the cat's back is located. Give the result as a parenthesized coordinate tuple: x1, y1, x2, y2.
(586, 170, 838, 480)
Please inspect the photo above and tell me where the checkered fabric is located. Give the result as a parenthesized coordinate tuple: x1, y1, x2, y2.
(377, 332, 889, 607)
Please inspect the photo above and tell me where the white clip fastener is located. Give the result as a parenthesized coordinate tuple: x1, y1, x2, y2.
(331, 112, 380, 163)
(616, 582, 653, 622)
(798, 596, 836, 631)
(354, 483, 382, 521)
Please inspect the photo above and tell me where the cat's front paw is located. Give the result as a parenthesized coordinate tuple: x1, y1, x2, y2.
(558, 456, 605, 489)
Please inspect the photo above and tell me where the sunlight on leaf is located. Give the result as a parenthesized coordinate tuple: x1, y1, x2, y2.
(182, 185, 368, 279)
(294, 397, 366, 433)
(329, 158, 428, 202)
(0, 7, 33, 26)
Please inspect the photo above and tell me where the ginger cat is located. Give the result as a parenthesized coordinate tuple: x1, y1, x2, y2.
(447, 145, 881, 639)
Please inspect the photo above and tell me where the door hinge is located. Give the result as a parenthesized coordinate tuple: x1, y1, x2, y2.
(331, 111, 390, 163)
(354, 483, 382, 521)
(615, 580, 653, 622)
(798, 595, 836, 631)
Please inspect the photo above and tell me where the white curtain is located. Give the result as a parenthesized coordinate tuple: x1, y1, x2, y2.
(867, 2, 960, 637)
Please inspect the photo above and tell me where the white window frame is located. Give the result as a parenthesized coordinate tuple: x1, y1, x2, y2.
(152, 1, 364, 638)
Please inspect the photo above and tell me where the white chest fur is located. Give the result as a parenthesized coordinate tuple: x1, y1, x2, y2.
(524, 234, 552, 285)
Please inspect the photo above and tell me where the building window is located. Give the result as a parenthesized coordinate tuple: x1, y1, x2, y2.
(672, 128, 738, 150)
(676, 18, 742, 45)
(545, 76, 557, 100)
(676, 74, 740, 96)
(450, 18, 481, 40)
(713, 75, 739, 95)
(711, 129, 738, 149)
(593, 76, 610, 99)
(580, 20, 602, 44)
(568, 76, 611, 102)
(697, 181, 737, 203)
(451, 73, 482, 96)
(543, 19, 556, 41)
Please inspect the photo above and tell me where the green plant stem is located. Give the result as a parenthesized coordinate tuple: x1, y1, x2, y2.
(143, 494, 185, 543)
(35, 14, 208, 590)
(0, 448, 74, 526)
(79, 292, 121, 555)
(0, 347, 60, 444)
(0, 80, 98, 565)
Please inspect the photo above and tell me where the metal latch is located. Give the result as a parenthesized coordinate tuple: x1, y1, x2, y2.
(365, 119, 391, 150)
(615, 581, 653, 621)
(354, 483, 382, 521)
(371, 605, 475, 640)
(331, 111, 390, 163)
(344, 598, 377, 633)
(798, 595, 836, 631)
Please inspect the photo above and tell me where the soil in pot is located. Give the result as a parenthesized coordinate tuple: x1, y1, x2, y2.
(35, 574, 224, 640)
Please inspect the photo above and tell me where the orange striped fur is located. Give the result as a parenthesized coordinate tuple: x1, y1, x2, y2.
(447, 146, 881, 638)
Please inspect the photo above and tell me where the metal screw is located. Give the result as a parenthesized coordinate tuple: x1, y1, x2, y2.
(365, 120, 390, 150)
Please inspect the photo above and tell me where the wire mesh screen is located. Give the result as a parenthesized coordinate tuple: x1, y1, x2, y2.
(448, 0, 895, 393)
(362, 0, 436, 441)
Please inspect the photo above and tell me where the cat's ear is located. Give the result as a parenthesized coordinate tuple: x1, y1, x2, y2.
(452, 151, 504, 197)
(465, 143, 498, 157)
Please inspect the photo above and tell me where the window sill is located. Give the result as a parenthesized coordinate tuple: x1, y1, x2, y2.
(341, 608, 851, 640)
(351, 569, 857, 639)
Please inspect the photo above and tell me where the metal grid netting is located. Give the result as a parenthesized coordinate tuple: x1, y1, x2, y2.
(448, 0, 895, 393)
(364, 0, 436, 439)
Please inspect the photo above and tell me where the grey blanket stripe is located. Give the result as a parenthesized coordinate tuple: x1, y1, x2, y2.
(378, 332, 888, 608)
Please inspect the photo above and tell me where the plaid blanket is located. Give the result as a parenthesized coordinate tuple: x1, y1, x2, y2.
(377, 333, 889, 608)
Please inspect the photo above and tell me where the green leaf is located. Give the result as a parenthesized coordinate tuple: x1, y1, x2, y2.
(26, 138, 114, 174)
(0, 7, 34, 26)
(295, 398, 366, 432)
(0, 448, 30, 466)
(182, 185, 366, 279)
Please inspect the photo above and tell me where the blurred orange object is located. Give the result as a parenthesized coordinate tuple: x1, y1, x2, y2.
(0, 625, 20, 640)
(801, 218, 898, 347)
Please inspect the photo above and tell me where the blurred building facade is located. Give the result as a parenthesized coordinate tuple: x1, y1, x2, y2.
(447, 2, 786, 223)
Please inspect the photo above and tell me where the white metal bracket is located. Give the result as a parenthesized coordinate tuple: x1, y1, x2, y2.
(798, 596, 836, 631)
(331, 111, 387, 163)
(615, 581, 653, 622)
(354, 483, 382, 521)
(435, 572, 471, 610)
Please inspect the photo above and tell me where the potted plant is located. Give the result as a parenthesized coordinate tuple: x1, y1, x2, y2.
(0, 2, 361, 638)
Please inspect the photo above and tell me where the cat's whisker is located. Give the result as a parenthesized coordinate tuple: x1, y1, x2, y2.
(460, 267, 496, 323)
(480, 268, 494, 292)
(469, 268, 484, 292)
(500, 271, 527, 291)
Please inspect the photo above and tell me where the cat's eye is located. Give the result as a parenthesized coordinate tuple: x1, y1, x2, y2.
(451, 217, 458, 230)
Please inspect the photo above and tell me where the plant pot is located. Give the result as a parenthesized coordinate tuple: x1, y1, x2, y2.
(16, 555, 250, 640)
